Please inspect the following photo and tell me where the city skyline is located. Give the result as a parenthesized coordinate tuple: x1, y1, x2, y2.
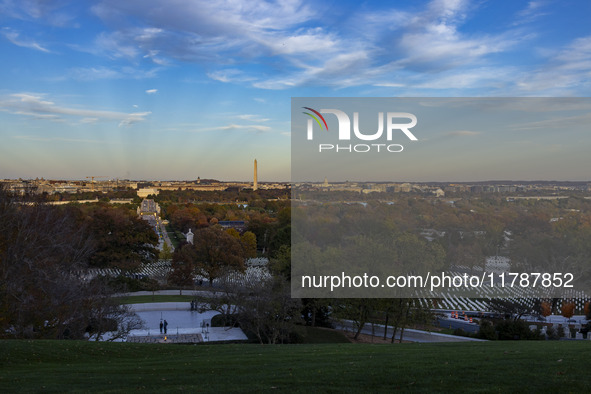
(1, 1, 590, 181)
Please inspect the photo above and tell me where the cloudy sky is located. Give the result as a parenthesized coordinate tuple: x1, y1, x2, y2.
(0, 0, 590, 181)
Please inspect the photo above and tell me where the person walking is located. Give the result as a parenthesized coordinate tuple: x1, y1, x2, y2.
(159, 321, 163, 334)
(163, 320, 168, 334)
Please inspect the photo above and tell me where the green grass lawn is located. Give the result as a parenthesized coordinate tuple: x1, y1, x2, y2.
(0, 340, 589, 393)
(298, 326, 351, 344)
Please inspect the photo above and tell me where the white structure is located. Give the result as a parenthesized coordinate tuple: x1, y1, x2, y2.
(253, 159, 258, 191)
(137, 188, 159, 198)
(485, 256, 511, 274)
(186, 229, 194, 245)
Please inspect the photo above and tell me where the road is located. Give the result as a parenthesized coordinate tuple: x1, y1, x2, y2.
(156, 216, 174, 251)
(336, 320, 485, 343)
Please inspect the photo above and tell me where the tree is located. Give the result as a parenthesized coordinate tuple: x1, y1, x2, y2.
(488, 299, 536, 321)
(236, 276, 302, 344)
(540, 301, 552, 318)
(269, 245, 291, 280)
(332, 299, 378, 340)
(173, 227, 245, 286)
(560, 300, 575, 320)
(196, 275, 302, 344)
(0, 188, 142, 340)
(159, 242, 173, 260)
(84, 206, 158, 270)
(168, 257, 195, 291)
(240, 231, 257, 258)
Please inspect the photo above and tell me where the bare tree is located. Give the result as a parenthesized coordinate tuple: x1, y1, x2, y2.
(0, 188, 142, 340)
(195, 274, 302, 344)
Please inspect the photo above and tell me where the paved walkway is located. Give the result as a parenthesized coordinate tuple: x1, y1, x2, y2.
(125, 303, 249, 342)
(127, 333, 203, 344)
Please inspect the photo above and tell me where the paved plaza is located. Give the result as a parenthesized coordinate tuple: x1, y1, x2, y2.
(121, 303, 248, 343)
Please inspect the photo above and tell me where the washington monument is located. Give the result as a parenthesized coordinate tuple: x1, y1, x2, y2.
(253, 159, 258, 191)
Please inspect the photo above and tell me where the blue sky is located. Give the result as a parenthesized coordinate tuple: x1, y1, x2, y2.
(0, 0, 590, 181)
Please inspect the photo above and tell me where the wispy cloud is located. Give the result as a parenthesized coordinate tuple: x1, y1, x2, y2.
(186, 123, 272, 133)
(13, 135, 112, 144)
(0, 93, 151, 126)
(514, 1, 548, 26)
(1, 27, 50, 52)
(236, 114, 269, 122)
(66, 66, 160, 81)
(510, 113, 591, 131)
(515, 35, 591, 95)
(145, 89, 158, 94)
(0, 0, 77, 27)
(216, 124, 271, 132)
(444, 130, 481, 137)
(67, 0, 540, 92)
(207, 69, 255, 83)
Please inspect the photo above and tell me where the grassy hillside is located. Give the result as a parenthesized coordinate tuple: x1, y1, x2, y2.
(0, 340, 588, 392)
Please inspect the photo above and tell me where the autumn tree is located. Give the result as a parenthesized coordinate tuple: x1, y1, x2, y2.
(173, 227, 245, 286)
(240, 231, 257, 258)
(83, 205, 158, 270)
(169, 245, 196, 290)
(159, 242, 173, 260)
(540, 301, 552, 318)
(560, 300, 575, 319)
(0, 188, 142, 339)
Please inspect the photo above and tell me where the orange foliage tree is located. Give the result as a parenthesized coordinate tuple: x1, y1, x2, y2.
(560, 300, 575, 319)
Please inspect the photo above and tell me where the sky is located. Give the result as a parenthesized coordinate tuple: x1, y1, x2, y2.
(0, 0, 590, 181)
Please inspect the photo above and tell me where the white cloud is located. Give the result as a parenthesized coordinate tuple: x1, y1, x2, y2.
(67, 66, 160, 81)
(81, 0, 547, 92)
(145, 89, 158, 94)
(373, 83, 406, 88)
(236, 114, 269, 122)
(0, 93, 151, 126)
(444, 130, 481, 137)
(1, 27, 50, 52)
(0, 0, 76, 27)
(513, 1, 548, 26)
(80, 117, 99, 124)
(13, 135, 111, 144)
(515, 35, 591, 94)
(207, 69, 254, 83)
(187, 123, 272, 133)
(216, 124, 271, 132)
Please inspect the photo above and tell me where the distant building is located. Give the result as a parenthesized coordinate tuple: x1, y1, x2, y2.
(110, 198, 134, 204)
(137, 187, 159, 198)
(218, 221, 247, 232)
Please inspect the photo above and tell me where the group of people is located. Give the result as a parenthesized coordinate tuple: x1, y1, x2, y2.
(159, 319, 168, 334)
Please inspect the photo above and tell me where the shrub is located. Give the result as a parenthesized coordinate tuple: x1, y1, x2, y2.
(477, 319, 497, 340)
(497, 320, 543, 340)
